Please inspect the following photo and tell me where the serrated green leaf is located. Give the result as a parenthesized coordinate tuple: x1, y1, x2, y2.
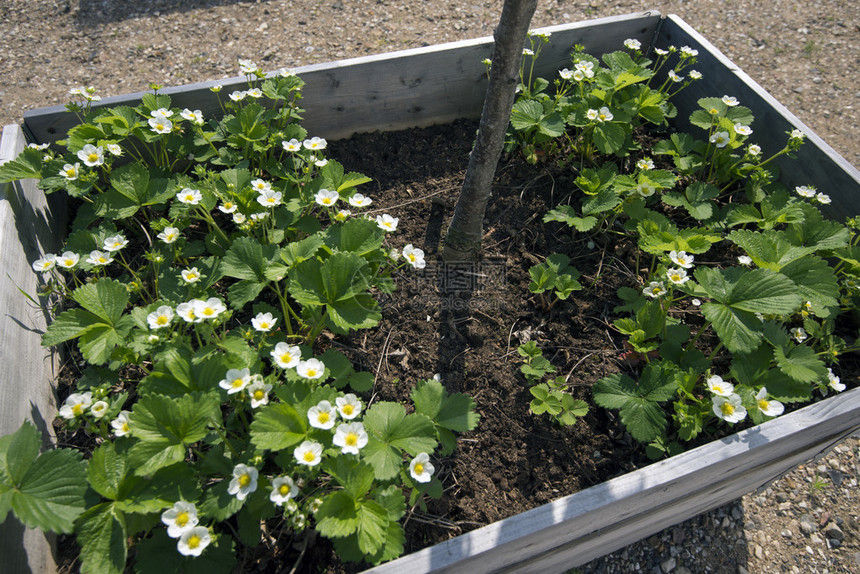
(774, 344, 828, 383)
(362, 402, 437, 480)
(76, 503, 127, 574)
(356, 499, 389, 555)
(316, 491, 359, 538)
(198, 479, 244, 522)
(324, 457, 375, 501)
(780, 257, 840, 318)
(697, 267, 801, 354)
(129, 393, 220, 475)
(249, 403, 307, 451)
(0, 421, 41, 486)
(0, 147, 44, 182)
(593, 122, 627, 154)
(324, 217, 385, 256)
(222, 236, 274, 281)
(87, 442, 130, 501)
(280, 234, 324, 267)
(72, 278, 130, 325)
(592, 369, 674, 443)
(1, 447, 88, 533)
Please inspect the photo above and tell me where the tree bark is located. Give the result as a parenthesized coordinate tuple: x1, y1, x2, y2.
(442, 0, 538, 262)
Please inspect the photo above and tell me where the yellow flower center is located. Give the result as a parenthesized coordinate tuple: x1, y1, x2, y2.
(122, 422, 130, 432)
(203, 308, 215, 316)
(757, 399, 769, 411)
(253, 390, 265, 401)
(260, 321, 270, 329)
(341, 404, 354, 416)
(231, 378, 244, 388)
(721, 402, 735, 415)
(671, 274, 681, 282)
(187, 535, 201, 549)
(184, 194, 194, 202)
(303, 451, 316, 462)
(280, 353, 293, 363)
(307, 369, 317, 377)
(176, 512, 190, 527)
(279, 484, 291, 496)
(345, 433, 358, 447)
(72, 404, 83, 416)
(317, 412, 329, 424)
(66, 168, 75, 177)
(225, 202, 234, 208)
(710, 108, 718, 114)
(238, 474, 251, 487)
(652, 287, 661, 295)
(156, 123, 165, 131)
(599, 114, 607, 121)
(156, 316, 168, 325)
(413, 463, 424, 475)
(408, 254, 416, 262)
(98, 257, 107, 263)
(88, 153, 99, 163)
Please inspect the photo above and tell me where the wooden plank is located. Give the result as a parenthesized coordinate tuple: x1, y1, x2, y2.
(0, 124, 65, 573)
(364, 388, 860, 573)
(657, 15, 860, 215)
(22, 11, 662, 145)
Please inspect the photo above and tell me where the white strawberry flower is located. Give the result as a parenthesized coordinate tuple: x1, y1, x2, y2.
(314, 189, 339, 207)
(271, 342, 301, 369)
(147, 305, 174, 330)
(376, 214, 399, 232)
(161, 501, 199, 539)
(307, 400, 337, 430)
(409, 452, 435, 483)
(270, 476, 299, 506)
(219, 368, 251, 395)
(251, 312, 277, 332)
(77, 144, 105, 167)
(227, 464, 258, 501)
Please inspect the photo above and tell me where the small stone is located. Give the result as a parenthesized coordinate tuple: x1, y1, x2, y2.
(775, 492, 788, 503)
(793, 87, 804, 94)
(661, 557, 676, 573)
(799, 514, 818, 534)
(754, 544, 764, 559)
(823, 523, 845, 541)
(819, 511, 831, 527)
(781, 529, 793, 539)
(827, 469, 844, 486)
(829, 538, 842, 548)
(810, 533, 824, 545)
(676, 568, 692, 574)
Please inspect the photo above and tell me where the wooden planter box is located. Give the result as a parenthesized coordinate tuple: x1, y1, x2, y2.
(3, 10, 860, 573)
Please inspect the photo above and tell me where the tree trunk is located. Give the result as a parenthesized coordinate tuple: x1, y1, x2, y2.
(442, 0, 538, 262)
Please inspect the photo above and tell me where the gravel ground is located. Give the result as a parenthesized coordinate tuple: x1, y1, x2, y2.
(2, 1, 858, 572)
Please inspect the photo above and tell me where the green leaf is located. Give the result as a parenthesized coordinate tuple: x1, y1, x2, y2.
(87, 441, 130, 501)
(324, 457, 375, 501)
(356, 499, 390, 555)
(129, 393, 220, 475)
(593, 122, 627, 154)
(198, 479, 244, 521)
(773, 344, 828, 383)
(324, 217, 385, 256)
(0, 424, 88, 534)
(780, 257, 840, 318)
(222, 236, 275, 281)
(0, 420, 41, 486)
(728, 229, 814, 271)
(75, 503, 127, 574)
(582, 188, 621, 216)
(249, 403, 307, 451)
(697, 267, 802, 354)
(72, 278, 130, 325)
(363, 402, 437, 480)
(316, 491, 359, 538)
(592, 364, 677, 443)
(280, 234, 324, 267)
(0, 147, 44, 181)
(412, 378, 480, 434)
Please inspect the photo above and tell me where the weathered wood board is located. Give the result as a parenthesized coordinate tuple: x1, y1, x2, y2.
(0, 124, 66, 573)
(364, 387, 860, 573)
(22, 11, 662, 144)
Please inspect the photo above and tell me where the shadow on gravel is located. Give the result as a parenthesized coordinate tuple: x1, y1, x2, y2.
(76, 0, 276, 25)
(579, 500, 751, 573)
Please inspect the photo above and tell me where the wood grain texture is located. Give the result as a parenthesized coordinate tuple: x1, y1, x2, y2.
(364, 388, 860, 573)
(0, 124, 65, 573)
(22, 11, 662, 144)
